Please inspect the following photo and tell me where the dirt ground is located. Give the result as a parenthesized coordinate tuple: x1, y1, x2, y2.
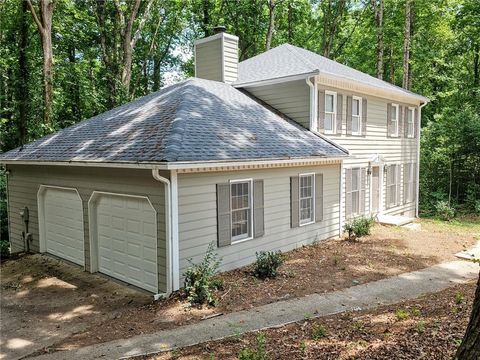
(142, 280, 478, 360)
(0, 254, 151, 360)
(53, 218, 479, 352)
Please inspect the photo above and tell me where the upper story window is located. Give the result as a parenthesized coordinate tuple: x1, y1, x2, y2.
(299, 174, 315, 225)
(391, 104, 399, 137)
(407, 107, 414, 138)
(324, 91, 336, 134)
(230, 179, 253, 242)
(352, 96, 362, 136)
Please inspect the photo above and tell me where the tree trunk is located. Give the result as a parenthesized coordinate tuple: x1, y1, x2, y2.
(68, 45, 81, 121)
(402, 0, 412, 89)
(27, 0, 55, 127)
(265, 0, 275, 50)
(17, 1, 29, 146)
(201, 0, 210, 36)
(287, 1, 293, 43)
(372, 0, 384, 79)
(390, 46, 395, 83)
(474, 44, 479, 96)
(455, 269, 480, 360)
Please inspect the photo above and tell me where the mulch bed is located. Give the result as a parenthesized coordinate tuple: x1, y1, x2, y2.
(141, 280, 478, 359)
(55, 220, 479, 350)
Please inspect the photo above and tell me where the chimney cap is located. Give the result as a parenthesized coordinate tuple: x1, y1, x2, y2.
(213, 26, 226, 34)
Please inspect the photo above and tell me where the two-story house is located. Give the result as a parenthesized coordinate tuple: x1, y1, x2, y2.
(0, 29, 428, 298)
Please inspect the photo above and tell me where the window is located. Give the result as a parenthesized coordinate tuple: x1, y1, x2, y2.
(351, 168, 361, 214)
(352, 97, 362, 135)
(391, 104, 399, 136)
(407, 107, 414, 138)
(405, 163, 415, 202)
(387, 165, 398, 207)
(299, 174, 315, 225)
(324, 91, 336, 134)
(230, 180, 252, 242)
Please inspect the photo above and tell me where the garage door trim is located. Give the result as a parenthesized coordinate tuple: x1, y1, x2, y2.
(37, 185, 85, 268)
(88, 191, 159, 294)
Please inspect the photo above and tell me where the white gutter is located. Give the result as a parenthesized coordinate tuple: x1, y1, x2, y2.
(152, 169, 179, 295)
(416, 101, 428, 218)
(233, 71, 320, 88)
(1, 156, 348, 171)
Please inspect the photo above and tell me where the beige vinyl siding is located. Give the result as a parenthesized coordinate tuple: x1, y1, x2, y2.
(223, 37, 238, 84)
(6, 165, 169, 293)
(195, 38, 223, 82)
(177, 164, 340, 278)
(318, 84, 419, 218)
(245, 79, 311, 129)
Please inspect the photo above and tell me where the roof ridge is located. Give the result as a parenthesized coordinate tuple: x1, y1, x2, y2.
(284, 44, 318, 72)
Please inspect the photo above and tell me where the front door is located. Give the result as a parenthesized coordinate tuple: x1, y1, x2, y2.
(371, 166, 380, 213)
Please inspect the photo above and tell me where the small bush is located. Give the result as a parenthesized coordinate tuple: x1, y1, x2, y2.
(253, 251, 284, 279)
(0, 240, 10, 259)
(238, 333, 268, 360)
(183, 243, 222, 306)
(435, 200, 455, 221)
(312, 324, 328, 340)
(455, 291, 465, 305)
(344, 216, 375, 240)
(395, 308, 410, 320)
(415, 321, 426, 333)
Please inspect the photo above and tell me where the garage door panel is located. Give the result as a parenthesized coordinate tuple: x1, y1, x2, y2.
(43, 188, 84, 266)
(95, 194, 158, 293)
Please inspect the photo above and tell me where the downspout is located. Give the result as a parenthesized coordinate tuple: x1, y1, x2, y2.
(152, 169, 178, 297)
(305, 76, 317, 131)
(416, 102, 428, 218)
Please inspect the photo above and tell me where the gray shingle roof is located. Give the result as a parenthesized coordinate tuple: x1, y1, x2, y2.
(0, 78, 347, 164)
(235, 44, 428, 102)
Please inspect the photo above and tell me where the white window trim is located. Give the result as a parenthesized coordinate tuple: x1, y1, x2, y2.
(391, 103, 399, 137)
(299, 173, 316, 226)
(352, 96, 362, 136)
(229, 178, 254, 244)
(324, 90, 337, 134)
(407, 107, 415, 138)
(387, 164, 400, 207)
(405, 162, 415, 203)
(350, 168, 361, 215)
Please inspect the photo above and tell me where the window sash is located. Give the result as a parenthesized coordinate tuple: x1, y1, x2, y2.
(299, 174, 314, 225)
(352, 97, 362, 135)
(230, 180, 252, 241)
(407, 108, 414, 137)
(391, 104, 399, 136)
(387, 166, 398, 206)
(324, 93, 336, 134)
(350, 169, 360, 215)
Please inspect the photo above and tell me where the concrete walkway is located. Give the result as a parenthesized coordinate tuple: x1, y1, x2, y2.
(33, 260, 479, 360)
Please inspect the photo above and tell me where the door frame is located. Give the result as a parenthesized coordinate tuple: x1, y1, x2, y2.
(87, 191, 159, 294)
(37, 185, 85, 268)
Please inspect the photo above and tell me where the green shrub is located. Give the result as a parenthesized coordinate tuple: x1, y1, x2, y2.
(0, 240, 9, 259)
(183, 243, 222, 306)
(395, 308, 410, 320)
(344, 216, 375, 240)
(312, 324, 328, 340)
(435, 200, 455, 221)
(253, 251, 284, 279)
(238, 334, 268, 360)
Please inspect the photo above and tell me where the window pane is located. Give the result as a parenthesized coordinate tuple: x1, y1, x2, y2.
(391, 106, 397, 120)
(352, 116, 360, 132)
(325, 113, 333, 131)
(326, 94, 334, 112)
(353, 99, 360, 116)
(352, 169, 359, 191)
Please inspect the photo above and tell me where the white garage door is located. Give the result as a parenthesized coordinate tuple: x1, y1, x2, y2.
(43, 187, 84, 266)
(95, 194, 158, 293)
